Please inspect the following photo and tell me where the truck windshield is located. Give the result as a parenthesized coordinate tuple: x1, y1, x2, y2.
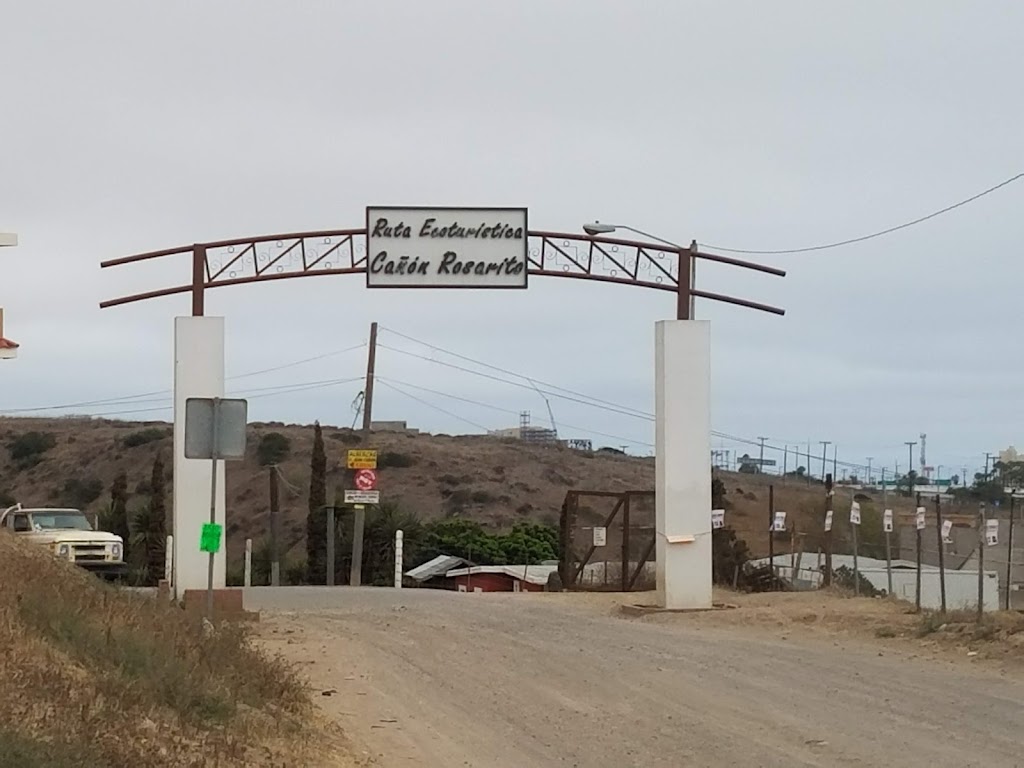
(30, 512, 93, 531)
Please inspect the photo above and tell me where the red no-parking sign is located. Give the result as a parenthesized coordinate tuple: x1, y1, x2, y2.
(354, 468, 377, 491)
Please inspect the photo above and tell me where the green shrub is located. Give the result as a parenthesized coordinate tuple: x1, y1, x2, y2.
(8, 432, 56, 466)
(378, 451, 415, 468)
(471, 489, 495, 504)
(257, 432, 291, 466)
(122, 428, 170, 448)
(59, 477, 104, 508)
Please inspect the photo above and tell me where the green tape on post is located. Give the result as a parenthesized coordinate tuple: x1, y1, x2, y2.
(200, 523, 223, 554)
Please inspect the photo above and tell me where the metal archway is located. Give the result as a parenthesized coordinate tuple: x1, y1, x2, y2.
(100, 229, 785, 318)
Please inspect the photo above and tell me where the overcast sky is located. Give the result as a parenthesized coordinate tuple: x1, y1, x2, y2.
(1, 1, 1021, 482)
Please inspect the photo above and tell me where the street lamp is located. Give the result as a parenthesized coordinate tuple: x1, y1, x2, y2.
(582, 222, 697, 319)
(1, 231, 20, 360)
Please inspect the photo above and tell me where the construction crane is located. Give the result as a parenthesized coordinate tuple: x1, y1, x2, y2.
(527, 378, 558, 439)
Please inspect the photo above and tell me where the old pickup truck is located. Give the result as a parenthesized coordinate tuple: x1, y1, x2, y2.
(0, 504, 126, 578)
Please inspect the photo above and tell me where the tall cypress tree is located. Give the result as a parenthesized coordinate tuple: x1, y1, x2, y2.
(306, 421, 327, 582)
(109, 472, 130, 547)
(147, 453, 168, 583)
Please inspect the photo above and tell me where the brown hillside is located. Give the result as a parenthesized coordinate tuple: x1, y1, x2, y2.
(0, 416, 920, 571)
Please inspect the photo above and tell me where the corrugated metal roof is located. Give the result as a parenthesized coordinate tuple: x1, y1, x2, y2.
(404, 554, 469, 581)
(445, 565, 559, 586)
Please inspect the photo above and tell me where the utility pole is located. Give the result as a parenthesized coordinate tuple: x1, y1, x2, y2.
(866, 457, 873, 485)
(832, 444, 838, 484)
(269, 465, 280, 587)
(819, 441, 831, 483)
(361, 321, 379, 433)
(905, 441, 916, 496)
(782, 445, 788, 477)
(757, 437, 767, 473)
(984, 453, 993, 483)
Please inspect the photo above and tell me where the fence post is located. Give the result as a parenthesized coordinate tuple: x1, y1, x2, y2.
(977, 503, 986, 621)
(621, 494, 631, 592)
(915, 492, 922, 612)
(882, 468, 892, 595)
(244, 538, 252, 588)
(326, 506, 335, 587)
(851, 504, 860, 596)
(164, 534, 173, 596)
(935, 494, 946, 614)
(1007, 495, 1016, 611)
(394, 529, 404, 589)
(823, 476, 833, 587)
(768, 485, 775, 588)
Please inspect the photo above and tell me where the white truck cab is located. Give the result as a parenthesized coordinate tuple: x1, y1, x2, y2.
(0, 504, 126, 578)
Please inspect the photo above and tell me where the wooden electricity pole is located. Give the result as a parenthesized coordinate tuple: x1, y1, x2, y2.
(269, 465, 281, 587)
(361, 321, 379, 433)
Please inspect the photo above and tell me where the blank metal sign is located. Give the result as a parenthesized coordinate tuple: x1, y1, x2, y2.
(184, 397, 248, 460)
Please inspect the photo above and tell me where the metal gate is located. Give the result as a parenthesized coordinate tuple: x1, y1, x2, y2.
(559, 490, 655, 591)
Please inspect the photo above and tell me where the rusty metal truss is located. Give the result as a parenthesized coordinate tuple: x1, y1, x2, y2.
(100, 228, 785, 319)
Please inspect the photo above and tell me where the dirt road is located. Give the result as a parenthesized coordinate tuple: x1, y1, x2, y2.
(250, 587, 1024, 767)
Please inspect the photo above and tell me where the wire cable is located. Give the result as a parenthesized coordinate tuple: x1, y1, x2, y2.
(703, 172, 1024, 255)
(379, 326, 653, 419)
(0, 343, 366, 415)
(379, 376, 654, 448)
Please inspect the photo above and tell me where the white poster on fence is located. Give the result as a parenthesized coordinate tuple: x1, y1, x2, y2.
(824, 509, 833, 532)
(711, 509, 725, 530)
(772, 511, 786, 532)
(850, 501, 861, 525)
(883, 508, 893, 533)
(915, 507, 926, 530)
(941, 519, 953, 543)
(986, 518, 999, 546)
(592, 526, 607, 547)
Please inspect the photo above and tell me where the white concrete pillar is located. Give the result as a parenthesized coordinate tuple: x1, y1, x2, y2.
(655, 320, 713, 609)
(173, 316, 226, 597)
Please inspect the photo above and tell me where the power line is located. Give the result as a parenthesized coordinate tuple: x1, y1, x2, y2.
(377, 343, 654, 421)
(379, 326, 653, 419)
(377, 379, 492, 432)
(0, 343, 366, 415)
(379, 376, 654, 448)
(25, 376, 365, 419)
(704, 172, 1024, 255)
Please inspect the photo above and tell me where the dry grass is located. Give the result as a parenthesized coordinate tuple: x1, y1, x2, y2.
(0, 531, 354, 767)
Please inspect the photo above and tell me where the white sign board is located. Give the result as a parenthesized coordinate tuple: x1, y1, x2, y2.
(824, 509, 833, 532)
(915, 506, 926, 530)
(850, 501, 861, 526)
(986, 519, 999, 546)
(344, 489, 380, 505)
(772, 511, 786, 532)
(883, 508, 893, 533)
(592, 526, 607, 547)
(711, 509, 725, 530)
(366, 206, 528, 288)
(941, 519, 953, 543)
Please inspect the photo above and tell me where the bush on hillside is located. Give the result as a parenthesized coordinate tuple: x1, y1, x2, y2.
(122, 427, 171, 448)
(378, 451, 415, 468)
(256, 431, 291, 466)
(8, 432, 56, 469)
(59, 477, 104, 508)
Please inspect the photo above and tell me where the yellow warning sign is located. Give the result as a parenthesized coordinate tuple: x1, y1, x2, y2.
(347, 449, 378, 469)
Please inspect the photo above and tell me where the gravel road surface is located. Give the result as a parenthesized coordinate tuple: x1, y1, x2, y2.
(249, 587, 1024, 767)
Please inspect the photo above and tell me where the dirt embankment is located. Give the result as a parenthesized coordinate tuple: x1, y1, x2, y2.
(0, 532, 356, 767)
